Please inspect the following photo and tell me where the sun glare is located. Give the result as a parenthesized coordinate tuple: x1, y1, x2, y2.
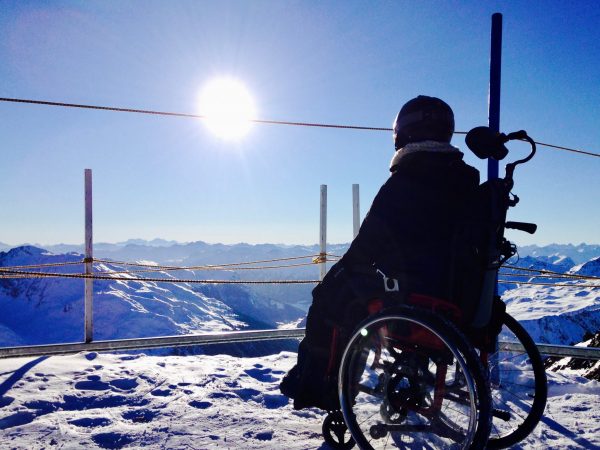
(199, 78, 257, 140)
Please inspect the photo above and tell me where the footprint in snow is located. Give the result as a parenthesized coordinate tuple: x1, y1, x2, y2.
(75, 379, 111, 391)
(122, 409, 159, 423)
(244, 367, 278, 383)
(69, 417, 111, 428)
(92, 432, 134, 449)
(243, 430, 273, 441)
(109, 378, 138, 391)
(150, 388, 172, 397)
(34, 372, 49, 378)
(263, 393, 289, 409)
(189, 400, 212, 409)
(233, 387, 261, 401)
(208, 392, 237, 400)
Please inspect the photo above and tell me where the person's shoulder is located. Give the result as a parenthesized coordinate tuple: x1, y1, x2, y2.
(452, 153, 480, 185)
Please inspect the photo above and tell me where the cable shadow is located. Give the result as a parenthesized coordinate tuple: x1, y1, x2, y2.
(540, 415, 600, 450)
(0, 356, 48, 397)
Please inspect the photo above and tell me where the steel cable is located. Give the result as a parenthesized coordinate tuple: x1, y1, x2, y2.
(1, 97, 598, 157)
(503, 265, 600, 280)
(0, 269, 320, 284)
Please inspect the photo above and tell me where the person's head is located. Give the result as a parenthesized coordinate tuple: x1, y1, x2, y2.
(392, 96, 455, 150)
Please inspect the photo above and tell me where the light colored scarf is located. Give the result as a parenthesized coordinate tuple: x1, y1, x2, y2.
(390, 140, 459, 170)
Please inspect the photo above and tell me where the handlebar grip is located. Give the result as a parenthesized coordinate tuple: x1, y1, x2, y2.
(505, 221, 537, 234)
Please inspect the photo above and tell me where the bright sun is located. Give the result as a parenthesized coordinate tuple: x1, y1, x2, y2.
(199, 78, 257, 140)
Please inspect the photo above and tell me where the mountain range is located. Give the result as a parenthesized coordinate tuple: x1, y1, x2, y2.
(0, 242, 598, 354)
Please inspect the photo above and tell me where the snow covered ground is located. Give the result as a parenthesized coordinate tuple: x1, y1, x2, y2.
(0, 351, 598, 449)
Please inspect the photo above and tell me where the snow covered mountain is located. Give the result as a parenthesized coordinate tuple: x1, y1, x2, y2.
(518, 243, 600, 265)
(0, 246, 303, 349)
(1, 242, 599, 350)
(502, 255, 600, 345)
(21, 240, 350, 311)
(547, 331, 600, 381)
(498, 255, 577, 295)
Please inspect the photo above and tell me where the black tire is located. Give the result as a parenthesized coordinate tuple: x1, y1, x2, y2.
(487, 312, 547, 449)
(338, 306, 492, 449)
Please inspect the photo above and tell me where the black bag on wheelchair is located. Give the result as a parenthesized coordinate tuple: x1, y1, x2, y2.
(448, 179, 511, 350)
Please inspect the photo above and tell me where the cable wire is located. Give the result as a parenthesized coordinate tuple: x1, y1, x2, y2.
(498, 279, 599, 288)
(92, 259, 339, 275)
(93, 253, 331, 270)
(0, 260, 84, 270)
(0, 97, 389, 132)
(503, 265, 600, 280)
(1, 97, 598, 157)
(3, 268, 598, 288)
(498, 273, 592, 280)
(0, 269, 320, 284)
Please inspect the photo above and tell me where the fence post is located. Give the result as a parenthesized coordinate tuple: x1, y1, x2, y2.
(352, 184, 360, 239)
(84, 169, 93, 343)
(319, 185, 327, 280)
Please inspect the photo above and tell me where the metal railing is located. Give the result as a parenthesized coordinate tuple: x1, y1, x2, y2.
(1, 328, 599, 361)
(0, 328, 305, 359)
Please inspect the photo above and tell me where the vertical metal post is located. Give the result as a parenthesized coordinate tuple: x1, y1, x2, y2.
(352, 184, 360, 239)
(488, 13, 503, 385)
(319, 185, 327, 280)
(488, 12, 503, 180)
(84, 169, 93, 343)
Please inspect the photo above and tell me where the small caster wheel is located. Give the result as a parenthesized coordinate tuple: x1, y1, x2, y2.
(322, 410, 355, 449)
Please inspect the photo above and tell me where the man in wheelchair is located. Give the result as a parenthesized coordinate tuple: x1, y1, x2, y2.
(280, 95, 481, 411)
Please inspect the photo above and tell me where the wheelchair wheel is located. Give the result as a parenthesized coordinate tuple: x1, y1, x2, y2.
(487, 312, 547, 449)
(338, 306, 491, 449)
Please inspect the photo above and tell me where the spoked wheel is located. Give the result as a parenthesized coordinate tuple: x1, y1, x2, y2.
(323, 410, 356, 449)
(487, 312, 547, 449)
(338, 306, 491, 449)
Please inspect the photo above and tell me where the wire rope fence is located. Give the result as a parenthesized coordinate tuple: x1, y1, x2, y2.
(0, 256, 599, 360)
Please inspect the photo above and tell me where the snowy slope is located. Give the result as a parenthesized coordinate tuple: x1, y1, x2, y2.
(498, 255, 576, 295)
(502, 255, 600, 345)
(517, 243, 600, 265)
(3, 245, 600, 348)
(0, 351, 598, 449)
(547, 332, 600, 381)
(0, 247, 261, 347)
(22, 240, 350, 311)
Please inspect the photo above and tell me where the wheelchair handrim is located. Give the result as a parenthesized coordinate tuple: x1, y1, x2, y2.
(338, 312, 479, 449)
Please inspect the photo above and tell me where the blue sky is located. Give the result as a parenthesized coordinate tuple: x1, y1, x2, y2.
(0, 0, 598, 246)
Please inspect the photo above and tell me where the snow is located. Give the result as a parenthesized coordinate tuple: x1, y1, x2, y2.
(1, 244, 600, 448)
(0, 351, 328, 449)
(0, 351, 598, 449)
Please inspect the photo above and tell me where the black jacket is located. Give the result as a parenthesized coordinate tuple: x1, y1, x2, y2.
(339, 150, 480, 300)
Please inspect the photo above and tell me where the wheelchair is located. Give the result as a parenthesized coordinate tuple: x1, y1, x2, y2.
(321, 129, 547, 449)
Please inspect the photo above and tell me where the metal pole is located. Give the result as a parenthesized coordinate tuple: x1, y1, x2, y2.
(488, 12, 503, 180)
(319, 185, 327, 280)
(488, 13, 503, 384)
(352, 184, 360, 239)
(84, 169, 93, 343)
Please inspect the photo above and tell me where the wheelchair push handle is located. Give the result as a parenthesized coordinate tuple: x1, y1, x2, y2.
(465, 127, 536, 184)
(505, 221, 537, 234)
